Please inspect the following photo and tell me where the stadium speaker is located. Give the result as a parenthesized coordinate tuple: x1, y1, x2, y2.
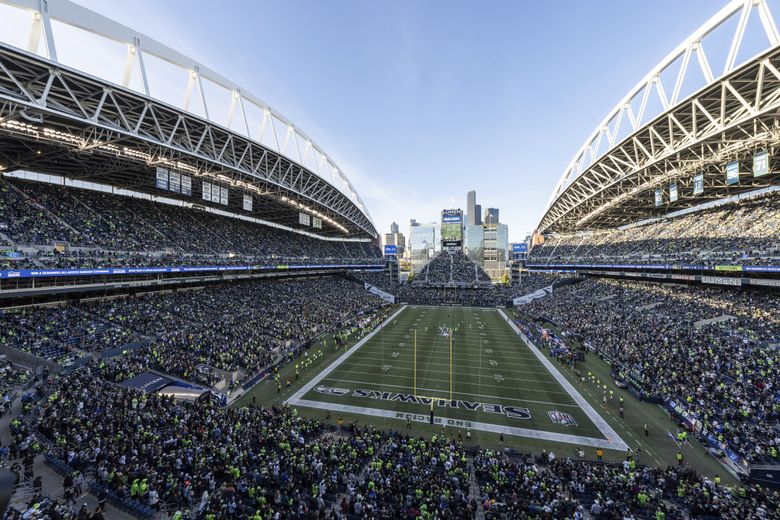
(0, 469, 15, 516)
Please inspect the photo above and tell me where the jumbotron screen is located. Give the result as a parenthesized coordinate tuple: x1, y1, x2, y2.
(441, 209, 463, 247)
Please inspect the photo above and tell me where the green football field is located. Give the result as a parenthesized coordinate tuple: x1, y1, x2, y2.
(287, 305, 627, 451)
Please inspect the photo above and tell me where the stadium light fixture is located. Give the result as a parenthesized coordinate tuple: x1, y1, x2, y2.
(575, 170, 680, 227)
(280, 195, 348, 233)
(575, 130, 780, 228)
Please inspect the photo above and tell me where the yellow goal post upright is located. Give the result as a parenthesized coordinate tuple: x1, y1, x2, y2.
(411, 329, 454, 405)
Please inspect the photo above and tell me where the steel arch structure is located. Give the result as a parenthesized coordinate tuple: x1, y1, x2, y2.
(539, 0, 780, 234)
(0, 0, 376, 238)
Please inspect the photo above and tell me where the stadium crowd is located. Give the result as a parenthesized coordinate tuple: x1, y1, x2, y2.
(529, 190, 780, 266)
(0, 177, 381, 269)
(5, 366, 779, 519)
(0, 252, 38, 271)
(519, 278, 780, 466)
(412, 251, 492, 287)
(390, 272, 562, 307)
(0, 277, 386, 385)
(476, 450, 778, 519)
(5, 364, 477, 519)
(28, 251, 377, 271)
(0, 358, 30, 415)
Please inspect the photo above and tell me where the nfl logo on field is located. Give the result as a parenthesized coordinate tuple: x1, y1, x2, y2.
(548, 410, 577, 427)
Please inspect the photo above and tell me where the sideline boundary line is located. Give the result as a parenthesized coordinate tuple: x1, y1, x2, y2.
(287, 305, 409, 403)
(497, 308, 629, 451)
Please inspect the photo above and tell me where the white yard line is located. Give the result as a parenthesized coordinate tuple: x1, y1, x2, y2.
(497, 308, 628, 451)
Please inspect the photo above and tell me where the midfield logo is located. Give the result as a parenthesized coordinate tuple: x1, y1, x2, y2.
(314, 385, 350, 396)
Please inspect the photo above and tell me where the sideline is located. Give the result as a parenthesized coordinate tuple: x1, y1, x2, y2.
(497, 308, 629, 451)
(286, 305, 409, 403)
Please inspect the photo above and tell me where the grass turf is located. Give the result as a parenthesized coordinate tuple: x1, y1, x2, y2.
(294, 306, 607, 442)
(234, 304, 736, 483)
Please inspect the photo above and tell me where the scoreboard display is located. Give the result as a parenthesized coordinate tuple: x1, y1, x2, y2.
(441, 209, 463, 247)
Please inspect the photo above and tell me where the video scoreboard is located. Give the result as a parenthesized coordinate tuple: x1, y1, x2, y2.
(441, 209, 463, 248)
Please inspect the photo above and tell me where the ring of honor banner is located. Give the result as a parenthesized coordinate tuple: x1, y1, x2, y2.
(669, 182, 678, 202)
(726, 161, 740, 185)
(753, 151, 770, 177)
(156, 167, 191, 197)
(693, 173, 704, 195)
(155, 168, 169, 190)
(654, 188, 663, 206)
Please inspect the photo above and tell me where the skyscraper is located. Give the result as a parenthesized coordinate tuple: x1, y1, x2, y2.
(466, 191, 482, 226)
(484, 207, 499, 224)
(466, 191, 476, 226)
(384, 222, 405, 257)
(408, 220, 437, 262)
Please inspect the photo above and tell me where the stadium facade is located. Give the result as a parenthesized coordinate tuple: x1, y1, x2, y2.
(539, 0, 780, 235)
(531, 0, 780, 289)
(0, 0, 376, 240)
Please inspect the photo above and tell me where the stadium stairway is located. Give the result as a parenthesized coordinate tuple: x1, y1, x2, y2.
(0, 231, 16, 247)
(7, 479, 40, 512)
(513, 276, 584, 306)
(412, 252, 441, 285)
(467, 458, 485, 520)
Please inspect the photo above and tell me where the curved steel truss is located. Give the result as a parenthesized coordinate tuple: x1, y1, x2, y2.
(0, 0, 375, 238)
(541, 0, 780, 233)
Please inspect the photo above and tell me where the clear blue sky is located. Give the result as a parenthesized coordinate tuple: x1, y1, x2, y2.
(73, 0, 725, 241)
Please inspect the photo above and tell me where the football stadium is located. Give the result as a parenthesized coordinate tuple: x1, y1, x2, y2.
(1, 0, 780, 518)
